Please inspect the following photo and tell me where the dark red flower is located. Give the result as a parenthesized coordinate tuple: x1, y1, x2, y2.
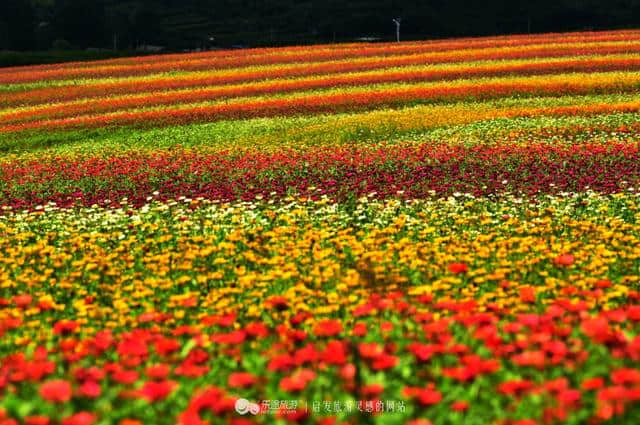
(53, 320, 78, 335)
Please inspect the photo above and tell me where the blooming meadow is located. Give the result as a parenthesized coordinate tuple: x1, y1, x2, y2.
(1, 30, 640, 425)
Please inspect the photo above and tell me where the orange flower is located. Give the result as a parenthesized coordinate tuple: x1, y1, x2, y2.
(314, 319, 343, 337)
(554, 254, 575, 266)
(519, 286, 536, 303)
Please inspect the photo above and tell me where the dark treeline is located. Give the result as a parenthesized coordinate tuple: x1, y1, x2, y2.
(1, 0, 640, 52)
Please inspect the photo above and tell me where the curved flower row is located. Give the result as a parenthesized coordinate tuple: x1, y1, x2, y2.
(3, 53, 640, 108)
(4, 72, 640, 135)
(7, 59, 640, 124)
(3, 38, 640, 85)
(3, 28, 639, 76)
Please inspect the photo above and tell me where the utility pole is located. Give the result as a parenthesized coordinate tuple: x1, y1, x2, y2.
(392, 18, 401, 42)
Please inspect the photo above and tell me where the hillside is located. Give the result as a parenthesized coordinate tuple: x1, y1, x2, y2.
(2, 30, 640, 425)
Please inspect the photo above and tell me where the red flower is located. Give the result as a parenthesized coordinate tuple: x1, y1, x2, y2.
(146, 364, 171, 380)
(53, 320, 78, 335)
(323, 340, 347, 365)
(154, 337, 180, 356)
(39, 379, 72, 403)
(582, 377, 605, 390)
(61, 412, 95, 425)
(407, 342, 436, 362)
(358, 342, 384, 359)
(511, 350, 545, 368)
(554, 254, 575, 266)
(279, 369, 316, 392)
(581, 316, 611, 342)
(405, 385, 442, 406)
(24, 416, 50, 425)
(596, 386, 627, 402)
(498, 379, 534, 396)
(117, 338, 148, 357)
(228, 372, 257, 389)
(611, 368, 640, 385)
(451, 401, 469, 411)
(557, 389, 581, 405)
(294, 344, 319, 365)
(210, 330, 246, 344)
(12, 294, 32, 308)
(268, 353, 295, 371)
(245, 322, 269, 338)
(112, 369, 139, 385)
(174, 363, 209, 378)
(353, 322, 368, 336)
(339, 364, 356, 380)
(78, 381, 101, 398)
(628, 305, 640, 321)
(448, 262, 468, 274)
(361, 383, 384, 397)
(371, 353, 398, 370)
(139, 380, 176, 402)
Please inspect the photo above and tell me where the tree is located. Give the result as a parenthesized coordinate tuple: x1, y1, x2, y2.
(0, 0, 35, 50)
(53, 0, 106, 48)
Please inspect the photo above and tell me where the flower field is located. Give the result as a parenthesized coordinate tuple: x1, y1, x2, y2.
(2, 30, 640, 425)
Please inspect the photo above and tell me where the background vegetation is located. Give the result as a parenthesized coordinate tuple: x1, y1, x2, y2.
(1, 0, 640, 66)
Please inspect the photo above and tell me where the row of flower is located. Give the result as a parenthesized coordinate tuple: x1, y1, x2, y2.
(3, 30, 640, 84)
(4, 53, 640, 108)
(4, 28, 638, 76)
(7, 60, 640, 124)
(1, 140, 640, 209)
(1, 193, 640, 425)
(5, 73, 640, 135)
(1, 102, 636, 165)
